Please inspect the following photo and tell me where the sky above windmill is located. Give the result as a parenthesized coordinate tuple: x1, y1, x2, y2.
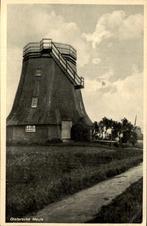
(7, 4, 144, 128)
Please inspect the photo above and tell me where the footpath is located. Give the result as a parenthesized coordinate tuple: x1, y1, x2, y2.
(30, 163, 143, 223)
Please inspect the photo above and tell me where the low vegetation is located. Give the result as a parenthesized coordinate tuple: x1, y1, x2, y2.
(6, 144, 143, 220)
(88, 178, 143, 223)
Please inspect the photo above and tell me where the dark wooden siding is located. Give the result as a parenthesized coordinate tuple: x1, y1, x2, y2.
(7, 125, 61, 144)
(7, 55, 92, 126)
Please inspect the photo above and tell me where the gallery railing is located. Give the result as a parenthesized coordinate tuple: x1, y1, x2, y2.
(23, 39, 84, 89)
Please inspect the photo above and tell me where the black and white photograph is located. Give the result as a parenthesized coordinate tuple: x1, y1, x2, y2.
(0, 0, 146, 225)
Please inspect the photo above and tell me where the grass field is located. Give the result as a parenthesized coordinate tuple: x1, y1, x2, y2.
(6, 144, 143, 220)
(88, 178, 143, 223)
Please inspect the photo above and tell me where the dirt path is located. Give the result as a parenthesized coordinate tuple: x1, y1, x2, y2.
(30, 163, 143, 223)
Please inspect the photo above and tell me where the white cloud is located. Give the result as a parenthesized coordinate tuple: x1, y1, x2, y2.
(84, 79, 102, 93)
(8, 7, 90, 67)
(97, 69, 114, 81)
(83, 10, 143, 48)
(45, 19, 90, 67)
(92, 58, 101, 65)
(83, 70, 143, 128)
(118, 14, 143, 40)
(82, 24, 112, 48)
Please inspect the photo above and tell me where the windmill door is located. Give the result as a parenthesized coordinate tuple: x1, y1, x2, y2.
(61, 121, 72, 141)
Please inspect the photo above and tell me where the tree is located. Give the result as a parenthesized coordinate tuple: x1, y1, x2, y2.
(71, 118, 91, 141)
(121, 118, 135, 144)
(92, 117, 137, 145)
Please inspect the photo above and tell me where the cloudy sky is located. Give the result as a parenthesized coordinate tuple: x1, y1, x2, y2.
(7, 4, 144, 128)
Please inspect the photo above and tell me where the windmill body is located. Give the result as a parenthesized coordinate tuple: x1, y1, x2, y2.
(7, 39, 92, 143)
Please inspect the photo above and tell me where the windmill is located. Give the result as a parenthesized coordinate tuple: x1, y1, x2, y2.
(7, 39, 92, 143)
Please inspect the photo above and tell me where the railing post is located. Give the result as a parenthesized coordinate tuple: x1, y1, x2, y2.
(66, 61, 68, 70)
(40, 39, 52, 51)
(74, 71, 76, 81)
(50, 40, 52, 50)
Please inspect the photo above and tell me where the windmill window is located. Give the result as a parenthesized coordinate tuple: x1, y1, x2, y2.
(31, 97, 38, 108)
(35, 69, 42, 77)
(25, 125, 36, 132)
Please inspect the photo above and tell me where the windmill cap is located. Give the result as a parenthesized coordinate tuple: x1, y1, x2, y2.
(23, 39, 77, 60)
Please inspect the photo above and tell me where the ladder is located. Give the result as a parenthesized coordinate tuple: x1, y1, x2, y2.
(40, 39, 84, 89)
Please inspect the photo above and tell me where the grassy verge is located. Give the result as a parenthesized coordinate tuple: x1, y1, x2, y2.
(88, 178, 143, 223)
(6, 145, 143, 220)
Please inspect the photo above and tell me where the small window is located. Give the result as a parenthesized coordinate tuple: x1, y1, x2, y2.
(35, 69, 42, 77)
(25, 125, 36, 132)
(31, 97, 38, 108)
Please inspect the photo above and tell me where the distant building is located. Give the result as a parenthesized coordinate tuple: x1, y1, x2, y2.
(7, 39, 92, 144)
